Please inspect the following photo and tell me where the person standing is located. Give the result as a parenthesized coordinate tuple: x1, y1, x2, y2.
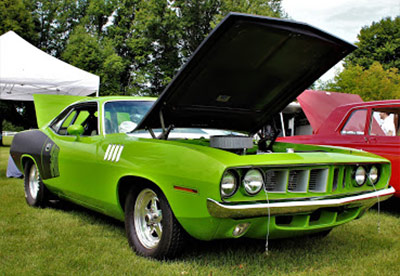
(380, 112, 396, 136)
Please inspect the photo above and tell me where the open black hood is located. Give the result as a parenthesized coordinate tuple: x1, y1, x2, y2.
(137, 13, 356, 134)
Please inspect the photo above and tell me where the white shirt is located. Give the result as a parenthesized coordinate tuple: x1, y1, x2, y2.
(382, 115, 395, 136)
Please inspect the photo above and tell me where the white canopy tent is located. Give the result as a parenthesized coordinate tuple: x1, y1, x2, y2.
(0, 31, 99, 101)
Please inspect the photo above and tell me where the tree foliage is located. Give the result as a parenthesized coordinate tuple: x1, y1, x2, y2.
(345, 16, 400, 71)
(0, 0, 37, 42)
(322, 62, 400, 101)
(321, 16, 400, 101)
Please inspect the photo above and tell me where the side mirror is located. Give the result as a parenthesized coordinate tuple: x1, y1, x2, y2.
(67, 124, 84, 138)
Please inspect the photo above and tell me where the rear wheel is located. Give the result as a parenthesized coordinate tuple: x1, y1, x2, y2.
(125, 186, 186, 259)
(24, 161, 47, 207)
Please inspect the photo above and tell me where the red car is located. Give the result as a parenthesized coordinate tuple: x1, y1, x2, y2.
(278, 90, 400, 197)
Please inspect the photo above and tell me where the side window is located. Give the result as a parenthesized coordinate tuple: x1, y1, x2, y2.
(370, 108, 400, 136)
(341, 109, 367, 135)
(60, 110, 77, 130)
(50, 103, 98, 136)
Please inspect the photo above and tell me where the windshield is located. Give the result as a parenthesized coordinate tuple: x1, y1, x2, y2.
(104, 100, 245, 138)
(104, 101, 154, 134)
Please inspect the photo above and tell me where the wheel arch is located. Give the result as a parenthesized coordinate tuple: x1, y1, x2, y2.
(20, 154, 39, 173)
(117, 175, 164, 213)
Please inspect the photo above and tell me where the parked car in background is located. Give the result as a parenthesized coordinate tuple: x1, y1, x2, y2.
(10, 14, 395, 259)
(279, 91, 400, 197)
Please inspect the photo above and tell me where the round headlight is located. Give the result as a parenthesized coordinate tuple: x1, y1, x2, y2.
(354, 166, 366, 186)
(369, 166, 379, 185)
(221, 171, 238, 198)
(243, 169, 264, 195)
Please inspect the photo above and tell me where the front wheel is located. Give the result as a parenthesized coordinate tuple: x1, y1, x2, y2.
(24, 161, 47, 207)
(125, 186, 186, 259)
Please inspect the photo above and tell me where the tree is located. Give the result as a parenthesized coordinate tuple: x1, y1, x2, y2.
(174, 0, 221, 61)
(26, 0, 91, 56)
(322, 62, 400, 101)
(0, 0, 37, 42)
(174, 0, 286, 61)
(345, 16, 400, 71)
(62, 26, 125, 95)
(126, 0, 182, 95)
(217, 0, 285, 20)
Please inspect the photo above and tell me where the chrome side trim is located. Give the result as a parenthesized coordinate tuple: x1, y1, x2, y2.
(207, 187, 395, 219)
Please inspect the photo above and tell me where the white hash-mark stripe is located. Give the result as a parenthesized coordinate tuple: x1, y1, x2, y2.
(104, 144, 112, 160)
(107, 145, 117, 161)
(111, 145, 120, 162)
(115, 145, 124, 162)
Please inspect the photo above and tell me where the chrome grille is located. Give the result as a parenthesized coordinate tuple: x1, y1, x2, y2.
(265, 170, 286, 192)
(309, 169, 328, 192)
(288, 170, 308, 192)
(287, 171, 299, 191)
(264, 167, 330, 193)
(265, 170, 278, 191)
(308, 170, 319, 191)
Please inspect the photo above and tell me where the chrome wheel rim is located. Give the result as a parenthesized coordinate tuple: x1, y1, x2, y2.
(28, 164, 40, 200)
(134, 189, 163, 249)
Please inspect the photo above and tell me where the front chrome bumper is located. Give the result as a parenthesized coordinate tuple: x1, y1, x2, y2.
(207, 187, 395, 219)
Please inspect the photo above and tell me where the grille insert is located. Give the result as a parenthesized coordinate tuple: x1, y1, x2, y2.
(309, 169, 328, 192)
(264, 167, 330, 193)
(288, 170, 308, 192)
(265, 170, 287, 192)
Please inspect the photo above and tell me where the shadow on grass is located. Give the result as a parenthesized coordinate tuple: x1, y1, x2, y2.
(180, 234, 328, 258)
(46, 199, 125, 230)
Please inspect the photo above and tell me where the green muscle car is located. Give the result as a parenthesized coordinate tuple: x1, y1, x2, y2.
(10, 13, 394, 259)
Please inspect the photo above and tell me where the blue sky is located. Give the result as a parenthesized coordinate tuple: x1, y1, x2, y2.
(282, 0, 400, 81)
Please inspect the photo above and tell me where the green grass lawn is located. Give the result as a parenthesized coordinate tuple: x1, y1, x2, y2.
(1, 135, 13, 146)
(1, 146, 399, 275)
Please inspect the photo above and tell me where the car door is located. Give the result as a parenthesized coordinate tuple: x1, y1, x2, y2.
(362, 106, 400, 155)
(45, 101, 106, 210)
(363, 106, 400, 187)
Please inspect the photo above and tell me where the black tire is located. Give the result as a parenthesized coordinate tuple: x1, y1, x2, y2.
(24, 160, 47, 207)
(125, 186, 186, 259)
